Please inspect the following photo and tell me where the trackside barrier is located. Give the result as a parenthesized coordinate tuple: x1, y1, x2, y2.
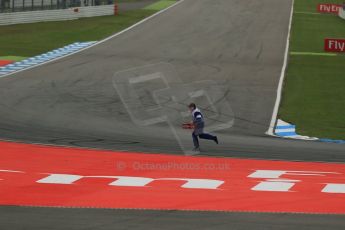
(0, 5, 115, 25)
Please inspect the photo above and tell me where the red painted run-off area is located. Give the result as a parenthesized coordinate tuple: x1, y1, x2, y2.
(0, 141, 345, 214)
(0, 60, 13, 67)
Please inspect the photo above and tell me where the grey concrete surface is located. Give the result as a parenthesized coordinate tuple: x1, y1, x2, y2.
(0, 0, 344, 229)
(118, 0, 158, 12)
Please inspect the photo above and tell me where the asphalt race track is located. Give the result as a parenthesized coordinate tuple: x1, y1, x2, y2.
(1, 206, 345, 230)
(0, 0, 344, 229)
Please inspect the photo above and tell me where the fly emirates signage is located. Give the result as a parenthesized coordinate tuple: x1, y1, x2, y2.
(0, 141, 345, 214)
(318, 4, 342, 14)
(325, 38, 345, 52)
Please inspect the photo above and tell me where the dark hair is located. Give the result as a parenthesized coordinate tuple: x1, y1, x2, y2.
(188, 103, 196, 109)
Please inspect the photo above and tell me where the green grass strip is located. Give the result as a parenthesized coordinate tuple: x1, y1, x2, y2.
(0, 56, 27, 61)
(0, 1, 176, 57)
(144, 0, 176, 11)
(0, 11, 154, 57)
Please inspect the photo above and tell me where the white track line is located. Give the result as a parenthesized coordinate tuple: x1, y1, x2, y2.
(266, 0, 295, 136)
(0, 0, 185, 79)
